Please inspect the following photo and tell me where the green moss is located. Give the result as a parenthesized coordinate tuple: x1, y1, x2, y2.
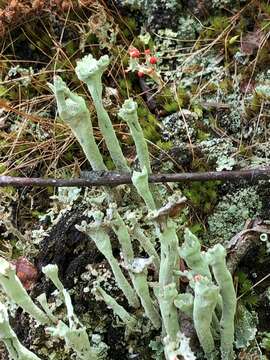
(196, 129, 210, 141)
(31, 210, 46, 219)
(104, 157, 116, 170)
(261, 332, 270, 351)
(120, 51, 130, 68)
(238, 144, 251, 157)
(119, 78, 132, 98)
(47, 186, 54, 195)
(204, 82, 218, 93)
(0, 163, 7, 174)
(132, 37, 145, 50)
(183, 181, 219, 214)
(245, 88, 268, 118)
(163, 102, 179, 113)
(191, 103, 203, 118)
(210, 16, 230, 32)
(65, 40, 76, 57)
(219, 78, 233, 94)
(85, 33, 100, 47)
(202, 16, 230, 39)
(64, 150, 76, 162)
(236, 271, 259, 307)
(126, 17, 137, 31)
(156, 140, 173, 151)
(17, 144, 31, 154)
(136, 103, 161, 143)
(189, 222, 204, 236)
(142, 122, 160, 143)
(121, 17, 137, 38)
(176, 86, 190, 107)
(0, 85, 8, 97)
(156, 86, 189, 115)
(0, 186, 15, 197)
(261, 2, 270, 16)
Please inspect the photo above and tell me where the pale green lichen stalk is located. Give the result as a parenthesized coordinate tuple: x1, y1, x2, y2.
(192, 276, 219, 360)
(75, 54, 129, 172)
(76, 216, 140, 309)
(206, 245, 236, 360)
(119, 99, 151, 174)
(128, 257, 161, 329)
(154, 283, 180, 343)
(132, 167, 156, 210)
(174, 293, 194, 318)
(0, 303, 41, 360)
(157, 219, 179, 288)
(42, 264, 104, 360)
(132, 226, 160, 270)
(48, 76, 106, 171)
(106, 203, 134, 264)
(46, 320, 101, 360)
(176, 231, 237, 359)
(119, 98, 161, 208)
(93, 285, 137, 331)
(106, 206, 160, 328)
(42, 264, 78, 327)
(179, 229, 223, 321)
(36, 293, 57, 323)
(179, 228, 211, 279)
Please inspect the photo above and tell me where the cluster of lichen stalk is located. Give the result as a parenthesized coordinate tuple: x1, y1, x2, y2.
(0, 54, 236, 360)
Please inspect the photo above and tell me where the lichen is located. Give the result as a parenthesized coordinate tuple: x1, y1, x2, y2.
(118, 0, 182, 30)
(162, 110, 197, 145)
(198, 138, 237, 171)
(207, 186, 262, 245)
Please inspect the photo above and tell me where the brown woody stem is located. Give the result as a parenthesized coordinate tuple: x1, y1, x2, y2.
(0, 168, 270, 188)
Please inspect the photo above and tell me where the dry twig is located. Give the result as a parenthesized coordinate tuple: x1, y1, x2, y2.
(0, 167, 270, 188)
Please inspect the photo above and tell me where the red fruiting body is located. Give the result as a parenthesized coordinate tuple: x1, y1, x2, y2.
(149, 56, 158, 64)
(144, 49, 151, 55)
(14, 257, 38, 290)
(137, 71, 144, 78)
(129, 47, 140, 58)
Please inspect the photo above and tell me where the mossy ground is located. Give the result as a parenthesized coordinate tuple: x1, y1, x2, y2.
(0, 0, 270, 358)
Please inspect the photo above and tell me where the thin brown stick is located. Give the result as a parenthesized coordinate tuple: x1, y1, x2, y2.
(0, 167, 270, 188)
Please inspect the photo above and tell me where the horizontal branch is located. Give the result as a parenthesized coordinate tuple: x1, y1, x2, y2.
(0, 167, 270, 188)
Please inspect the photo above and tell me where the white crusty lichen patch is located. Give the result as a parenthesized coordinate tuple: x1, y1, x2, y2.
(207, 186, 262, 245)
